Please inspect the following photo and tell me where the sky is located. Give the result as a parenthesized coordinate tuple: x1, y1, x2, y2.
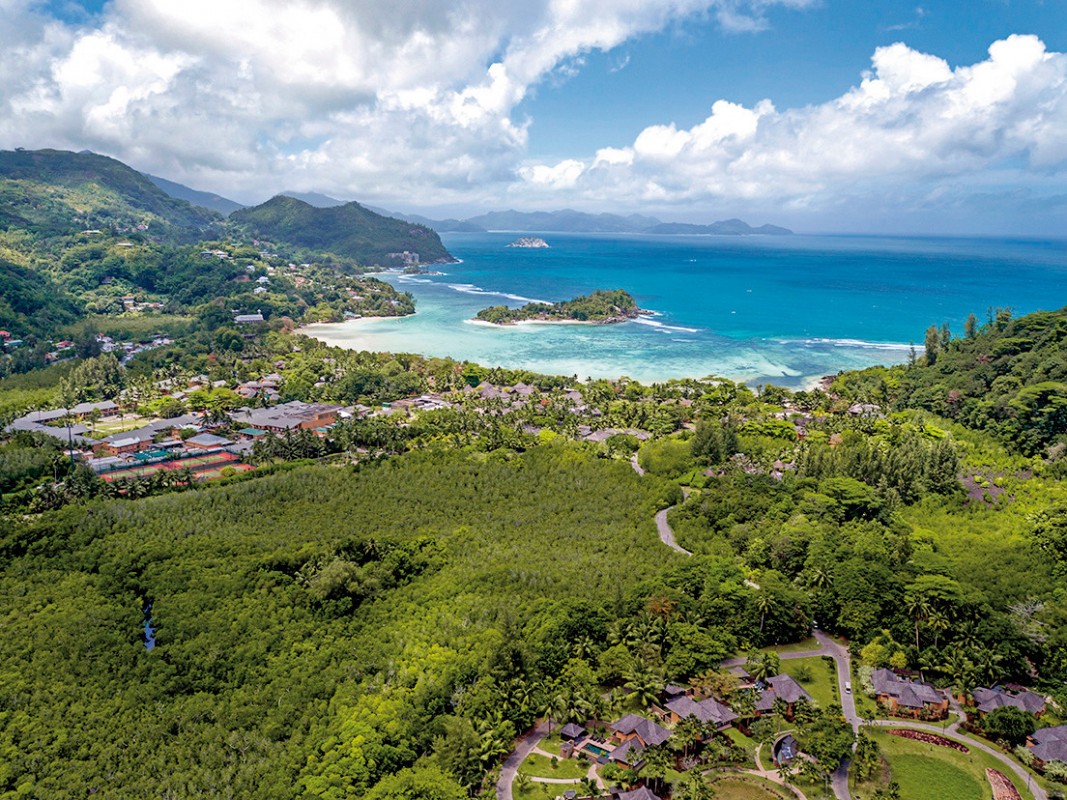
(2, 0, 1066, 234)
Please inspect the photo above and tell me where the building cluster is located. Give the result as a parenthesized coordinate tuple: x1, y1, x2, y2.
(550, 669, 813, 799)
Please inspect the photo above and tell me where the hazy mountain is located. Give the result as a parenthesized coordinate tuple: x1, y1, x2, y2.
(644, 219, 793, 235)
(0, 148, 220, 239)
(230, 195, 455, 265)
(465, 209, 662, 233)
(279, 190, 347, 208)
(145, 174, 245, 216)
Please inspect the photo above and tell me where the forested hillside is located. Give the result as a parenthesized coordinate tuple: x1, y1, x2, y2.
(832, 306, 1067, 455)
(0, 447, 676, 798)
(230, 195, 454, 266)
(0, 149, 219, 239)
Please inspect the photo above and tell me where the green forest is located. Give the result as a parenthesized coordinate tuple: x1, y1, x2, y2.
(1, 147, 1067, 800)
(475, 289, 640, 324)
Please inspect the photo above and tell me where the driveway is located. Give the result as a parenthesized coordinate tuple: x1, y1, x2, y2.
(496, 721, 549, 800)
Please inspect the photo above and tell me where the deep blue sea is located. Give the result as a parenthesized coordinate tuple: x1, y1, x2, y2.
(304, 232, 1067, 388)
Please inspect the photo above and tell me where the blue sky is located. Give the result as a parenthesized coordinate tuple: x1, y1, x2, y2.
(522, 1, 1067, 159)
(2, 0, 1067, 234)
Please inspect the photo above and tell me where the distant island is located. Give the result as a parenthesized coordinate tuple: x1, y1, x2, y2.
(474, 289, 643, 325)
(507, 237, 549, 248)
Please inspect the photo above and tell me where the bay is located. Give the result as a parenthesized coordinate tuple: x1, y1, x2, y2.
(303, 232, 1067, 388)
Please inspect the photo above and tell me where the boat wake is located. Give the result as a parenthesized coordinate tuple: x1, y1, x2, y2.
(446, 283, 550, 304)
(777, 337, 914, 351)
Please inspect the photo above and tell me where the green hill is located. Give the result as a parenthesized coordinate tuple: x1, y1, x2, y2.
(834, 306, 1067, 455)
(0, 256, 80, 337)
(0, 149, 220, 240)
(230, 195, 455, 266)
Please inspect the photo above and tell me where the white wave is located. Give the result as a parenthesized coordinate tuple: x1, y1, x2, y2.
(778, 337, 914, 352)
(632, 317, 700, 334)
(395, 276, 435, 284)
(446, 283, 550, 304)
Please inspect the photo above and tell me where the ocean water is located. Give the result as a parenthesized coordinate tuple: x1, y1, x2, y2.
(303, 232, 1067, 388)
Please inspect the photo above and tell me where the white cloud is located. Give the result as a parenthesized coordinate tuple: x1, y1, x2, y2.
(0, 1, 1063, 231)
(0, 0, 810, 202)
(515, 34, 1067, 224)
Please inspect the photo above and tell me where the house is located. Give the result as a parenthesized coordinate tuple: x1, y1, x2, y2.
(610, 715, 671, 748)
(608, 738, 647, 769)
(559, 723, 585, 742)
(665, 695, 737, 731)
(616, 787, 661, 800)
(872, 668, 948, 719)
(1027, 726, 1067, 770)
(69, 400, 120, 418)
(973, 686, 1045, 717)
(755, 674, 814, 720)
(185, 433, 234, 450)
(94, 432, 155, 456)
(230, 401, 341, 433)
(234, 313, 265, 324)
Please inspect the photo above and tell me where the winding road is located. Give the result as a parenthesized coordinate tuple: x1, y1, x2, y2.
(631, 455, 693, 555)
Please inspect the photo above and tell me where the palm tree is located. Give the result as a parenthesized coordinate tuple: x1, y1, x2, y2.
(755, 592, 776, 636)
(927, 609, 951, 649)
(905, 592, 932, 650)
(975, 649, 1005, 686)
(673, 714, 705, 761)
(623, 664, 662, 708)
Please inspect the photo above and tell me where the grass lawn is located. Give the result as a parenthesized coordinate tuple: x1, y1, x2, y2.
(514, 780, 567, 800)
(781, 656, 838, 709)
(851, 727, 1035, 800)
(706, 775, 797, 799)
(89, 414, 150, 435)
(517, 752, 588, 780)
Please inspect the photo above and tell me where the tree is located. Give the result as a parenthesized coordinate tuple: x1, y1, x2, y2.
(623, 663, 663, 708)
(797, 710, 855, 771)
(982, 706, 1035, 746)
(904, 591, 932, 650)
(924, 325, 940, 366)
(965, 313, 978, 339)
(745, 651, 781, 682)
(432, 716, 482, 789)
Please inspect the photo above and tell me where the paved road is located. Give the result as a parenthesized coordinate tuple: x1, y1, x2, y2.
(496, 720, 549, 800)
(721, 631, 857, 800)
(629, 455, 693, 555)
(655, 506, 692, 555)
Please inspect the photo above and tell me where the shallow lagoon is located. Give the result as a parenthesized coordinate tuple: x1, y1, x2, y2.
(304, 232, 1067, 388)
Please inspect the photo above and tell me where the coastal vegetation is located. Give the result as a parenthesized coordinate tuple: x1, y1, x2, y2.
(474, 289, 641, 325)
(1, 147, 1066, 799)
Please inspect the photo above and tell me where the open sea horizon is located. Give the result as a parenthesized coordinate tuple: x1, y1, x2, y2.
(303, 231, 1067, 389)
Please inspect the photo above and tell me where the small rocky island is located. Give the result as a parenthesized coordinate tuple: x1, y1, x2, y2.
(474, 289, 644, 325)
(507, 237, 549, 248)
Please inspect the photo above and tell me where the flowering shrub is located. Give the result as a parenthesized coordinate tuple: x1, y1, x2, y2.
(887, 729, 969, 752)
(985, 768, 1022, 800)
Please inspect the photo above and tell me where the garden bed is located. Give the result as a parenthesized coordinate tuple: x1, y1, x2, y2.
(887, 729, 969, 752)
(986, 768, 1023, 800)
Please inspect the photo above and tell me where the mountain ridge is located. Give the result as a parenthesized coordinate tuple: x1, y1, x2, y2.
(229, 195, 455, 265)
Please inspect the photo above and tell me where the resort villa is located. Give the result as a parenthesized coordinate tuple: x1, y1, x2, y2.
(871, 668, 949, 720)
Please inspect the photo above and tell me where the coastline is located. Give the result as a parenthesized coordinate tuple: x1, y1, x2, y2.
(468, 316, 638, 327)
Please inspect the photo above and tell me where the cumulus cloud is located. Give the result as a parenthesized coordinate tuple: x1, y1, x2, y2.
(0, 1, 1064, 230)
(0, 0, 810, 202)
(516, 34, 1067, 220)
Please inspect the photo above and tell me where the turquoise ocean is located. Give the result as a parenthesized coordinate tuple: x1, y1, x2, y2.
(304, 232, 1067, 388)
